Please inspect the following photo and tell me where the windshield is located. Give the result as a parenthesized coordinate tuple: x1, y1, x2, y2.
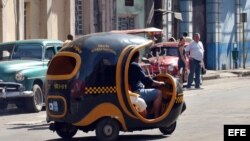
(12, 44, 43, 60)
(148, 46, 178, 57)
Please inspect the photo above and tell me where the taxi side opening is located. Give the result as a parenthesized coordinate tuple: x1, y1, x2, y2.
(47, 56, 76, 75)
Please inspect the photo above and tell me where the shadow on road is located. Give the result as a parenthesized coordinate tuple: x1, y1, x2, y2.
(7, 123, 49, 130)
(0, 104, 46, 116)
(46, 134, 168, 141)
(0, 107, 27, 116)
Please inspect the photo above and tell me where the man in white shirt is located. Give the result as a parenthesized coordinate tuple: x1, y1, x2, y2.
(185, 33, 204, 89)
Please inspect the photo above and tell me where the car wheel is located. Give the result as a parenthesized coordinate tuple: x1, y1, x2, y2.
(96, 117, 120, 141)
(25, 84, 43, 112)
(55, 122, 78, 139)
(159, 121, 177, 135)
(0, 100, 8, 110)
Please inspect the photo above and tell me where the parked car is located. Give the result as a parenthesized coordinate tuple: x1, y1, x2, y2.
(143, 41, 189, 78)
(0, 39, 63, 112)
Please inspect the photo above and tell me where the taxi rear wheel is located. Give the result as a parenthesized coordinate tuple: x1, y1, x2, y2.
(159, 121, 177, 135)
(55, 122, 78, 139)
(25, 84, 43, 112)
(96, 117, 120, 141)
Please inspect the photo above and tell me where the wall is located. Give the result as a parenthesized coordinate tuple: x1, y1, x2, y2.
(0, 0, 16, 41)
(0, 0, 74, 42)
(240, 0, 250, 68)
(206, 0, 250, 70)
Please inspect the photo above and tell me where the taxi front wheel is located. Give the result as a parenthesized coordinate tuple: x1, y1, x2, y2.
(96, 117, 120, 141)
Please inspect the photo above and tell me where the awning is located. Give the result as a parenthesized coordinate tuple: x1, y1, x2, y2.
(174, 12, 183, 21)
(157, 9, 183, 21)
(110, 27, 163, 34)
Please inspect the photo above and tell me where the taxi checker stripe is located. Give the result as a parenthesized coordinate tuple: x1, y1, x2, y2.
(175, 96, 183, 103)
(85, 86, 116, 94)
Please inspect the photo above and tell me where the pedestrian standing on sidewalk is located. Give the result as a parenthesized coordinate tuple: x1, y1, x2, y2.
(182, 32, 193, 43)
(177, 36, 188, 85)
(63, 34, 73, 47)
(185, 33, 204, 89)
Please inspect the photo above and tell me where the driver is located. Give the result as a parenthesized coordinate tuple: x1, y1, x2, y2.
(128, 51, 164, 118)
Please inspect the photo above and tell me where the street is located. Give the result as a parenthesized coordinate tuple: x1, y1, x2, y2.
(0, 77, 250, 141)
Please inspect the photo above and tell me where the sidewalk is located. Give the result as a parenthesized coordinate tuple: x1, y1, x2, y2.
(203, 67, 250, 80)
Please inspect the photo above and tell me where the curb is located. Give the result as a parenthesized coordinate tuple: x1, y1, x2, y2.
(203, 74, 220, 80)
(203, 69, 250, 80)
(231, 71, 250, 77)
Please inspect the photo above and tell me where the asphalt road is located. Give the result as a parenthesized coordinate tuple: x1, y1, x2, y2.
(0, 77, 250, 141)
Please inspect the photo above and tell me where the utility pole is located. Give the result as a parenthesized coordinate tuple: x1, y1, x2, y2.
(241, 13, 247, 69)
(153, 0, 163, 42)
(154, 0, 163, 29)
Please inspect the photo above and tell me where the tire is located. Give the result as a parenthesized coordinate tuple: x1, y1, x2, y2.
(0, 100, 8, 110)
(96, 118, 120, 141)
(55, 122, 78, 139)
(159, 121, 177, 135)
(25, 84, 43, 112)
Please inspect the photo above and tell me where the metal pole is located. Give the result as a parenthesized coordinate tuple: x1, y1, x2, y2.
(243, 21, 245, 69)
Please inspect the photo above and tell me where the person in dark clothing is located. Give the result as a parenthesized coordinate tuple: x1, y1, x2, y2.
(178, 37, 188, 85)
(128, 51, 164, 118)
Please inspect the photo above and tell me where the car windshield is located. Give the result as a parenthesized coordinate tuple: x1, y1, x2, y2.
(12, 44, 43, 60)
(148, 46, 178, 57)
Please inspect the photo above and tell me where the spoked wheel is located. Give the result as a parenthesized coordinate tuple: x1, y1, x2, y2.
(55, 122, 78, 139)
(159, 121, 177, 135)
(96, 117, 120, 141)
(25, 84, 44, 112)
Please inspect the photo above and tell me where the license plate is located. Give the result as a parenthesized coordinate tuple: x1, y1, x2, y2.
(49, 101, 58, 112)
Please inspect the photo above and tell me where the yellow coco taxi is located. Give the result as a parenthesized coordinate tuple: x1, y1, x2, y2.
(45, 32, 186, 141)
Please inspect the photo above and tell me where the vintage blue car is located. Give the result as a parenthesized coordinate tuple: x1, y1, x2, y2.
(0, 39, 63, 112)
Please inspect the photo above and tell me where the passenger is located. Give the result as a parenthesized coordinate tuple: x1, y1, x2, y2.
(128, 51, 165, 118)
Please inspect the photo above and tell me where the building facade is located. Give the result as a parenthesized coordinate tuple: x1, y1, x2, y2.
(0, 0, 75, 42)
(178, 0, 250, 70)
(75, 0, 115, 37)
(0, 0, 249, 70)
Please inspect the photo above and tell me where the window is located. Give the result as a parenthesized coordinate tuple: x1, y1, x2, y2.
(0, 45, 14, 61)
(125, 0, 134, 6)
(47, 56, 77, 75)
(75, 0, 83, 35)
(12, 45, 43, 60)
(118, 16, 135, 30)
(45, 47, 56, 60)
